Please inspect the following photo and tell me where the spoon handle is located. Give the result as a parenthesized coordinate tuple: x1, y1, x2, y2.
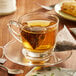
(36, 2, 55, 10)
(0, 64, 8, 70)
(49, 4, 55, 7)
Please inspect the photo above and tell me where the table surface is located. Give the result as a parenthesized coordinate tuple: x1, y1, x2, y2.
(0, 0, 76, 76)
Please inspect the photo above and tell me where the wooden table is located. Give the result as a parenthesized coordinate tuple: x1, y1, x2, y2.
(0, 0, 76, 76)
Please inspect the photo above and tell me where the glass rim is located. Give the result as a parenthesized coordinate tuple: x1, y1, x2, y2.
(18, 12, 59, 31)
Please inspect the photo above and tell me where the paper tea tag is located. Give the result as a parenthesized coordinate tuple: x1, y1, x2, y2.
(56, 25, 76, 44)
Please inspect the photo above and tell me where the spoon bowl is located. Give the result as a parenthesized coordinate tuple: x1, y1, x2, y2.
(0, 64, 24, 74)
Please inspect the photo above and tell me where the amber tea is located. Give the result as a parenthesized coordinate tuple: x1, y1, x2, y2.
(21, 20, 57, 53)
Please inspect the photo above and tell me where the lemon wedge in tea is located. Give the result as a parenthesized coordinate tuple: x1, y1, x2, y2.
(27, 20, 51, 27)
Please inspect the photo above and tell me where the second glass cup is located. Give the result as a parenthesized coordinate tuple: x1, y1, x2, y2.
(8, 12, 59, 64)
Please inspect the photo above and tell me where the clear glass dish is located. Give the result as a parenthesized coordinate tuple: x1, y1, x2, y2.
(3, 40, 72, 66)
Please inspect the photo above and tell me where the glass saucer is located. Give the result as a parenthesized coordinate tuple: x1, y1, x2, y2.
(4, 40, 72, 66)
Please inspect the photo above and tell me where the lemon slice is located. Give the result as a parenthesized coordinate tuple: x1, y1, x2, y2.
(27, 20, 51, 27)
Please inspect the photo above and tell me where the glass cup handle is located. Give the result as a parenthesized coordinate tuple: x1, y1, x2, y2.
(8, 20, 22, 43)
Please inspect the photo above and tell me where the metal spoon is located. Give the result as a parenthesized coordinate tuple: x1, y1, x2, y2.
(0, 46, 24, 74)
(0, 64, 24, 74)
(36, 3, 55, 10)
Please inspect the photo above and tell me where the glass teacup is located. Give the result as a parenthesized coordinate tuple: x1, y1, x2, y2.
(8, 12, 59, 64)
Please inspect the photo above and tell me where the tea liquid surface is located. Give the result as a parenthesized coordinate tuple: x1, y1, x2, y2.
(21, 20, 57, 53)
